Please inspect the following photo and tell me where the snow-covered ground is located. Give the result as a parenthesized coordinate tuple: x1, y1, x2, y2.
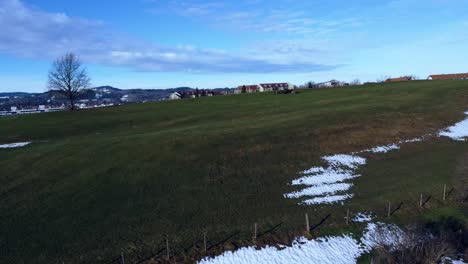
(353, 212, 374, 223)
(442, 258, 468, 264)
(199, 221, 404, 264)
(284, 154, 366, 205)
(0, 142, 31, 148)
(439, 111, 468, 141)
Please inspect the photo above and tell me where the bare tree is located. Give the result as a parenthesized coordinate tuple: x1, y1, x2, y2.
(48, 53, 90, 110)
(350, 79, 361, 86)
(307, 81, 316, 89)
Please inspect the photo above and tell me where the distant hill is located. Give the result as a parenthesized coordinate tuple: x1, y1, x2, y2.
(0, 86, 234, 110)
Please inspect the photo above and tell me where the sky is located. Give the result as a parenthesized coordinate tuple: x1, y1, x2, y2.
(1, 0, 468, 92)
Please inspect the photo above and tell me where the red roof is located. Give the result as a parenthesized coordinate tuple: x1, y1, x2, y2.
(385, 77, 411, 82)
(429, 73, 468, 80)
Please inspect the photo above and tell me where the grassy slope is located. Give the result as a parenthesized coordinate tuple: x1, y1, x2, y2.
(1, 80, 468, 263)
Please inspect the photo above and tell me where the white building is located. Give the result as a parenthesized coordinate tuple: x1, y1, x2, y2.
(315, 80, 348, 88)
(169, 92, 182, 100)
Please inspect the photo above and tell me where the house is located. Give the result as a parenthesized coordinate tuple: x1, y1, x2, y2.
(169, 92, 182, 100)
(234, 85, 262, 94)
(259, 83, 294, 92)
(427, 73, 468, 80)
(385, 76, 412, 82)
(315, 80, 347, 88)
(235, 83, 294, 94)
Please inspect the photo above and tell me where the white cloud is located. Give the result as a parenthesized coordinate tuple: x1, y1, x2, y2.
(0, 0, 336, 73)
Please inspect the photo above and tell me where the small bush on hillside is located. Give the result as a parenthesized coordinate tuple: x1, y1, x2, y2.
(372, 217, 467, 264)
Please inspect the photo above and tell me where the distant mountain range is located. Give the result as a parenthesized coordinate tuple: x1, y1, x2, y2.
(0, 86, 233, 111)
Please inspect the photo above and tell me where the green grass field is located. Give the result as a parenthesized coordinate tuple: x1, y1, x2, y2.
(1, 80, 468, 263)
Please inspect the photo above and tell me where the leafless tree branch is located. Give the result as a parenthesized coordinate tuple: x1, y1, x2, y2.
(48, 53, 90, 110)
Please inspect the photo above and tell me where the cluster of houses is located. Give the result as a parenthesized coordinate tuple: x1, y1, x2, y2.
(234, 83, 295, 94)
(427, 73, 468, 80)
(0, 105, 65, 116)
(168, 83, 295, 100)
(168, 73, 468, 101)
(0, 103, 118, 117)
(169, 89, 229, 100)
(385, 72, 468, 82)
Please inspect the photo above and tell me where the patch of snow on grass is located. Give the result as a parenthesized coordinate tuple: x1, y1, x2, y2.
(323, 155, 366, 169)
(292, 169, 357, 186)
(285, 183, 353, 198)
(361, 223, 406, 250)
(353, 212, 374, 223)
(285, 154, 364, 205)
(0, 142, 31, 149)
(302, 194, 353, 205)
(442, 257, 467, 264)
(439, 113, 468, 141)
(199, 235, 362, 264)
(301, 167, 325, 175)
(199, 222, 404, 264)
(399, 137, 423, 144)
(369, 144, 400, 153)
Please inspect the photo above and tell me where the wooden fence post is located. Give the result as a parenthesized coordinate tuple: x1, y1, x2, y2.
(443, 184, 447, 201)
(305, 213, 310, 232)
(166, 238, 170, 260)
(387, 201, 391, 217)
(420, 193, 423, 208)
(346, 208, 350, 225)
(203, 232, 207, 253)
(120, 252, 125, 264)
(253, 223, 258, 243)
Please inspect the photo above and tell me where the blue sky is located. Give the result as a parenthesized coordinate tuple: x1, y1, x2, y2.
(1, 0, 468, 92)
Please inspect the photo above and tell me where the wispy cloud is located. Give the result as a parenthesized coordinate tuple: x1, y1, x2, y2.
(146, 0, 363, 35)
(0, 0, 337, 73)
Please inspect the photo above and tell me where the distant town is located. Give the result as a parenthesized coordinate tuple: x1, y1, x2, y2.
(2, 72, 468, 117)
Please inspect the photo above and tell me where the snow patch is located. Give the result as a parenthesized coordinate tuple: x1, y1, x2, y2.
(285, 154, 365, 205)
(285, 183, 353, 199)
(353, 212, 374, 223)
(367, 144, 400, 153)
(439, 112, 468, 141)
(0, 142, 31, 149)
(399, 137, 423, 144)
(199, 235, 361, 264)
(361, 222, 406, 250)
(121, 95, 129, 101)
(302, 194, 353, 205)
(285, 183, 353, 198)
(442, 257, 467, 264)
(292, 169, 357, 186)
(323, 155, 366, 169)
(199, 222, 404, 264)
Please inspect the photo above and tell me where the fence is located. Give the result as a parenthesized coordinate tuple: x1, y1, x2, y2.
(74, 184, 467, 264)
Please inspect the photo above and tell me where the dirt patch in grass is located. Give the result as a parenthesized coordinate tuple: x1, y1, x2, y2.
(316, 112, 459, 154)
